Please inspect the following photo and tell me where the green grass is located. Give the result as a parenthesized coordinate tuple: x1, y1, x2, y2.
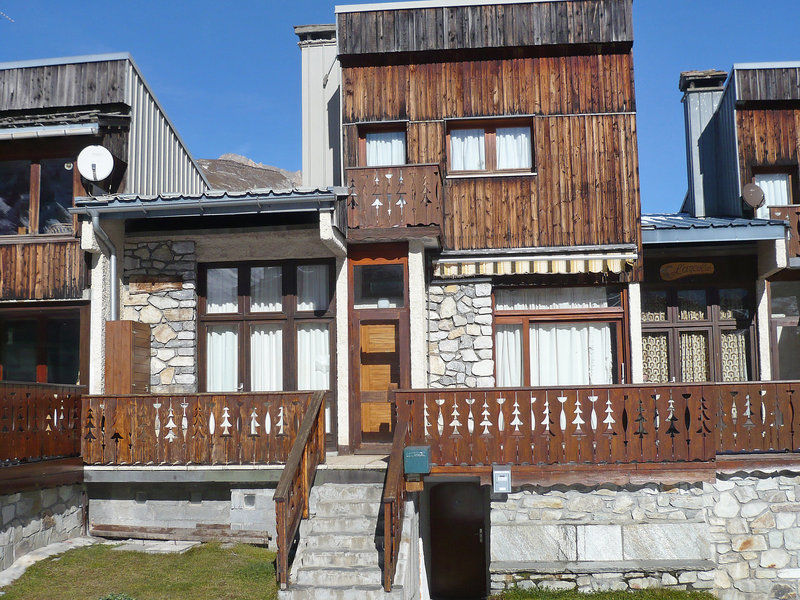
(492, 589, 716, 600)
(0, 542, 278, 600)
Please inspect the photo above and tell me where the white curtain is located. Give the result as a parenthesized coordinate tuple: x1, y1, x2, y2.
(529, 323, 613, 386)
(297, 324, 330, 390)
(366, 131, 406, 166)
(206, 325, 238, 392)
(496, 126, 532, 170)
(495, 324, 522, 387)
(297, 264, 329, 312)
(250, 266, 282, 312)
(250, 324, 283, 391)
(755, 173, 791, 219)
(450, 129, 486, 171)
(496, 287, 610, 311)
(207, 268, 238, 313)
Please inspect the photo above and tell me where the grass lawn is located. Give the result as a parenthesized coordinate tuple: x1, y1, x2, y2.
(0, 542, 278, 600)
(492, 590, 716, 600)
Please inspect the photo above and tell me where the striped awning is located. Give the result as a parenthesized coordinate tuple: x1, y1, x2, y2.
(433, 252, 637, 279)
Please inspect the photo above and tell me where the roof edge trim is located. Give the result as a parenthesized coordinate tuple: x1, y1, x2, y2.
(336, 0, 565, 14)
(0, 52, 132, 71)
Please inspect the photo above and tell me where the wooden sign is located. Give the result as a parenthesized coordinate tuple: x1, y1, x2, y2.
(660, 262, 715, 281)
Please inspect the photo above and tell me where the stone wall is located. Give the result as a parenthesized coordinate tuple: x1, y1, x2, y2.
(428, 282, 494, 388)
(1, 484, 84, 571)
(490, 473, 800, 599)
(122, 241, 197, 393)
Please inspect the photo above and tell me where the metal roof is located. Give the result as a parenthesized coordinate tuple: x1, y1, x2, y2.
(733, 61, 800, 70)
(642, 213, 786, 245)
(71, 188, 347, 219)
(0, 52, 132, 71)
(336, 0, 563, 13)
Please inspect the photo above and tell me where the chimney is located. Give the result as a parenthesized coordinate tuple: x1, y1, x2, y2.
(679, 70, 728, 216)
(295, 24, 341, 188)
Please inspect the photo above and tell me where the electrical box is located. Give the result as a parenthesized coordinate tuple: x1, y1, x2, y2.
(403, 446, 431, 475)
(493, 465, 512, 494)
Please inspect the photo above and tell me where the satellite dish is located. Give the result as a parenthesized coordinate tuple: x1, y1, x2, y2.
(742, 183, 766, 209)
(77, 145, 114, 182)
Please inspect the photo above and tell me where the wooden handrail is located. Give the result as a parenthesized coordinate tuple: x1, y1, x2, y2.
(0, 381, 84, 465)
(382, 394, 412, 592)
(274, 390, 327, 589)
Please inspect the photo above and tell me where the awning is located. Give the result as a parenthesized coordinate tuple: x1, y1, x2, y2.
(433, 250, 638, 279)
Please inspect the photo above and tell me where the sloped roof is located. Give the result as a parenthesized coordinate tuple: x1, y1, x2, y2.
(642, 213, 786, 245)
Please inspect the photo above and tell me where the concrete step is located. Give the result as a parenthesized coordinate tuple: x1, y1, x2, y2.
(301, 515, 380, 536)
(311, 500, 383, 518)
(295, 565, 382, 587)
(310, 483, 383, 507)
(296, 548, 382, 568)
(279, 584, 401, 600)
(300, 532, 383, 551)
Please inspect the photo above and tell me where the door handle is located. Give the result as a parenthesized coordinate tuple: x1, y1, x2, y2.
(477, 528, 483, 544)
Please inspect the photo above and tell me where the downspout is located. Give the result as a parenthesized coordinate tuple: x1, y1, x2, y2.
(90, 212, 119, 321)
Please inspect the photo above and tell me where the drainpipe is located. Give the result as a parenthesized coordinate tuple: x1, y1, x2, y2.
(90, 212, 118, 321)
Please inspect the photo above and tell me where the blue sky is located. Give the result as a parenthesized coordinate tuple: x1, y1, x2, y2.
(1, 1, 799, 213)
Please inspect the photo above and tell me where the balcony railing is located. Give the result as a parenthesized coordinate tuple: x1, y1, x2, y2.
(770, 205, 800, 259)
(82, 391, 319, 465)
(0, 381, 84, 465)
(345, 163, 443, 230)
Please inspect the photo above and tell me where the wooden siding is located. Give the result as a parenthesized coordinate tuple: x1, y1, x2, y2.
(337, 0, 632, 56)
(342, 52, 635, 124)
(445, 114, 640, 250)
(0, 60, 127, 111)
(736, 109, 800, 186)
(736, 67, 800, 103)
(0, 239, 86, 301)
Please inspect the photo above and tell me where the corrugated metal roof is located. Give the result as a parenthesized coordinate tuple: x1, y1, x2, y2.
(642, 213, 786, 245)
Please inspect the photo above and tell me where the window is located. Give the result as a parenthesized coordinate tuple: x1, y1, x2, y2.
(449, 122, 533, 174)
(0, 312, 83, 384)
(769, 280, 800, 380)
(494, 287, 624, 387)
(365, 130, 406, 167)
(0, 158, 76, 235)
(199, 261, 334, 393)
(641, 286, 755, 383)
(754, 172, 792, 219)
(353, 264, 405, 309)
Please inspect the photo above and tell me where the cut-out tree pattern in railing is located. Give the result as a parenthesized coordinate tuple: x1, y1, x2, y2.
(0, 382, 84, 464)
(82, 393, 314, 465)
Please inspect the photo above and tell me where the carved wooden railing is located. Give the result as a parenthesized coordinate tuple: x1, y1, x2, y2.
(382, 395, 413, 592)
(82, 391, 317, 465)
(0, 238, 86, 301)
(0, 382, 84, 465)
(770, 205, 800, 259)
(274, 391, 326, 589)
(345, 163, 443, 230)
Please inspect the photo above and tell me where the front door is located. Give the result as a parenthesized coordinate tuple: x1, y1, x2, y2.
(349, 244, 409, 450)
(429, 482, 488, 599)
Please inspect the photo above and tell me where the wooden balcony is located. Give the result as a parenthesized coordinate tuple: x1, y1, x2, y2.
(82, 391, 322, 465)
(0, 238, 86, 301)
(770, 205, 800, 259)
(345, 164, 443, 235)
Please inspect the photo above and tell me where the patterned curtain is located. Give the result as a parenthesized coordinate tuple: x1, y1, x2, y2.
(642, 333, 669, 383)
(721, 331, 749, 382)
(680, 332, 710, 382)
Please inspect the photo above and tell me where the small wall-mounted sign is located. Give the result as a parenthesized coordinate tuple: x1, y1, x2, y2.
(659, 262, 715, 282)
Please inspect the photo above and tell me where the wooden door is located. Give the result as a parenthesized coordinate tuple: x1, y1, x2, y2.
(359, 320, 400, 443)
(430, 482, 488, 599)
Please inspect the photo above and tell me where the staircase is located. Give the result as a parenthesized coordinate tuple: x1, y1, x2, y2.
(279, 482, 403, 599)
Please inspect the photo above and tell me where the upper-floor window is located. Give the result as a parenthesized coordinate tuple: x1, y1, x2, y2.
(753, 168, 797, 219)
(363, 130, 406, 167)
(448, 122, 533, 174)
(0, 158, 75, 236)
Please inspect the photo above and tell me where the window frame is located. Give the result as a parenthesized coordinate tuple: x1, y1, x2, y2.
(357, 123, 408, 167)
(447, 118, 535, 176)
(751, 164, 799, 207)
(641, 285, 757, 383)
(492, 286, 627, 387)
(767, 277, 800, 380)
(197, 260, 336, 394)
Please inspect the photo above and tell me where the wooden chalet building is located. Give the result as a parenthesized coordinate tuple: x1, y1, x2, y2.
(3, 3, 800, 600)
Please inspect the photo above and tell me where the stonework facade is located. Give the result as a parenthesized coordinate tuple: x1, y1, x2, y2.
(122, 240, 198, 393)
(1, 484, 84, 571)
(427, 281, 494, 388)
(489, 472, 800, 599)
